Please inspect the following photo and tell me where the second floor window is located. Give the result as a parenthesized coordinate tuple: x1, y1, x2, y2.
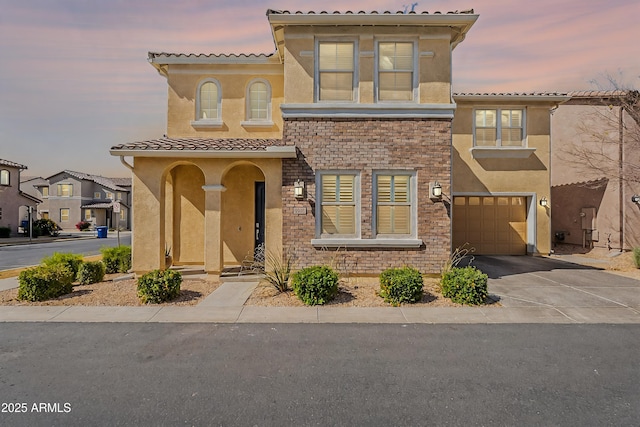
(57, 184, 73, 197)
(0, 169, 9, 186)
(475, 109, 525, 147)
(377, 42, 415, 101)
(42, 187, 49, 197)
(197, 79, 221, 121)
(317, 42, 355, 102)
(247, 80, 270, 121)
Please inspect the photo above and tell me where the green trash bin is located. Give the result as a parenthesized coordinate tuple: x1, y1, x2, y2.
(96, 226, 108, 238)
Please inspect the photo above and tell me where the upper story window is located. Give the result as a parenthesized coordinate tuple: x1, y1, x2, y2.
(193, 78, 222, 128)
(94, 192, 101, 199)
(105, 192, 114, 200)
(316, 41, 356, 102)
(317, 172, 359, 237)
(475, 109, 525, 147)
(0, 169, 9, 186)
(41, 186, 49, 197)
(57, 184, 73, 197)
(242, 79, 273, 127)
(376, 41, 416, 102)
(374, 172, 416, 237)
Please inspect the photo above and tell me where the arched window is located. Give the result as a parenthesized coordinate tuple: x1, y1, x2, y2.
(192, 78, 222, 128)
(243, 79, 272, 126)
(0, 169, 9, 186)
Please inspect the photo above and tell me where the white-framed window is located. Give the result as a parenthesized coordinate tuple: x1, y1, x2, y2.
(41, 186, 49, 197)
(247, 79, 271, 120)
(316, 172, 360, 238)
(316, 40, 357, 102)
(60, 208, 70, 222)
(193, 78, 222, 126)
(474, 108, 526, 147)
(116, 192, 122, 201)
(84, 209, 92, 221)
(57, 184, 73, 197)
(119, 209, 126, 221)
(373, 172, 417, 237)
(0, 169, 9, 186)
(105, 192, 113, 200)
(376, 41, 417, 102)
(94, 192, 101, 199)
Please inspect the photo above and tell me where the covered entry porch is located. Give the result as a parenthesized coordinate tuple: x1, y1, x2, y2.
(110, 138, 296, 275)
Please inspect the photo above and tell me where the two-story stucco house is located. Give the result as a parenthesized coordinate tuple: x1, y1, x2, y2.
(110, 9, 567, 275)
(0, 159, 40, 236)
(38, 170, 131, 230)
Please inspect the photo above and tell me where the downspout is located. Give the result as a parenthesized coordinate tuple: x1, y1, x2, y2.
(619, 106, 624, 251)
(119, 156, 134, 171)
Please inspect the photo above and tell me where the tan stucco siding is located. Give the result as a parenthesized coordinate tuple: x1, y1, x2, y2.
(452, 103, 553, 254)
(282, 26, 453, 105)
(166, 64, 284, 139)
(130, 157, 282, 274)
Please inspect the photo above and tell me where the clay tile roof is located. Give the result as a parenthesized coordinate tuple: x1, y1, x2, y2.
(267, 9, 475, 15)
(148, 52, 274, 61)
(567, 90, 630, 98)
(0, 159, 27, 169)
(454, 92, 569, 97)
(110, 137, 285, 152)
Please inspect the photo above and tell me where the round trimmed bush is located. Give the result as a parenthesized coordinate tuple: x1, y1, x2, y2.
(76, 261, 106, 285)
(137, 269, 182, 304)
(41, 252, 84, 277)
(441, 266, 488, 305)
(379, 266, 423, 306)
(292, 265, 339, 306)
(17, 264, 74, 302)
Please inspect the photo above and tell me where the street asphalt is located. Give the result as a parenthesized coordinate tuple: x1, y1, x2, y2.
(0, 254, 639, 324)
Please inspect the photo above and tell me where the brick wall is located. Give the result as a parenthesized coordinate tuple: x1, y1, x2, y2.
(282, 118, 451, 274)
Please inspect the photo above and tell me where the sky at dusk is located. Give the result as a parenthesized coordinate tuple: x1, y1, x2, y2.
(1, 0, 638, 178)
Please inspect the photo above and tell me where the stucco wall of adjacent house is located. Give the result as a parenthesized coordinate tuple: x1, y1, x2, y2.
(551, 103, 640, 249)
(452, 103, 554, 255)
(282, 26, 453, 105)
(130, 157, 282, 274)
(0, 166, 37, 235)
(165, 63, 284, 139)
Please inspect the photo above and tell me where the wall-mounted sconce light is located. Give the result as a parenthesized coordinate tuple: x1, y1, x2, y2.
(632, 194, 640, 204)
(429, 181, 443, 202)
(539, 196, 548, 207)
(294, 179, 305, 200)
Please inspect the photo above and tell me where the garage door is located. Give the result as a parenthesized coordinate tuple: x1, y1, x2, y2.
(453, 196, 527, 255)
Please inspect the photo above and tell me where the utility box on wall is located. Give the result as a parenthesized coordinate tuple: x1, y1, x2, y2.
(581, 207, 598, 244)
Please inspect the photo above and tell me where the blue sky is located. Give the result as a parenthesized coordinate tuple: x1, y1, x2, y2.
(0, 0, 638, 178)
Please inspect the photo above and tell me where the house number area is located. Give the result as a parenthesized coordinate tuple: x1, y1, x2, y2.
(293, 207, 307, 215)
(2, 402, 72, 413)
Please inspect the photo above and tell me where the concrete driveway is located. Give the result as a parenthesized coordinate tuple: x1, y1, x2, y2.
(472, 256, 640, 323)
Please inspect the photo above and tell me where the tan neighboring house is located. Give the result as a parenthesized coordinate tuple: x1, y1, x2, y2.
(38, 171, 131, 230)
(0, 159, 40, 236)
(551, 90, 640, 250)
(110, 8, 567, 275)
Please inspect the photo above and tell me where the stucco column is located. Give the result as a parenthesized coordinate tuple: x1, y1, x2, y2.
(203, 185, 224, 274)
(263, 159, 283, 268)
(132, 170, 163, 273)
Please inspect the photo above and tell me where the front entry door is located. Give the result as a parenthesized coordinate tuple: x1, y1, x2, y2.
(254, 182, 265, 249)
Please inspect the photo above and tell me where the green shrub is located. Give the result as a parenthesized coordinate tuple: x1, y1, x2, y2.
(379, 266, 424, 306)
(41, 252, 84, 276)
(17, 264, 74, 302)
(76, 261, 106, 285)
(441, 266, 488, 305)
(101, 246, 131, 273)
(0, 227, 10, 238)
(33, 219, 60, 236)
(292, 265, 339, 306)
(137, 269, 182, 304)
(633, 248, 640, 269)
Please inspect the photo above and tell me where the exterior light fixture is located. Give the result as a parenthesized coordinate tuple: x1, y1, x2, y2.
(429, 181, 443, 201)
(539, 196, 548, 207)
(294, 179, 305, 200)
(632, 194, 640, 204)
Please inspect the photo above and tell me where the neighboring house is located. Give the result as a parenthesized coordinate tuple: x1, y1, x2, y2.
(38, 170, 131, 230)
(0, 159, 40, 236)
(110, 9, 566, 275)
(551, 90, 640, 250)
(19, 176, 49, 222)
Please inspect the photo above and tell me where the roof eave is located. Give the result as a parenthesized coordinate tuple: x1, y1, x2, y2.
(109, 146, 297, 159)
(454, 94, 571, 103)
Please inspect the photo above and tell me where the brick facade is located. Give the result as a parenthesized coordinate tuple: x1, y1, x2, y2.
(282, 118, 451, 274)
